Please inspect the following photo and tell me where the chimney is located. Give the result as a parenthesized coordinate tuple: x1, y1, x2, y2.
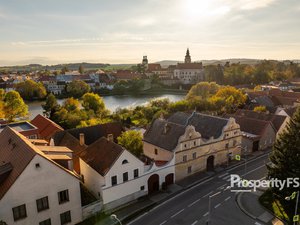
(79, 133, 85, 146)
(107, 134, 114, 142)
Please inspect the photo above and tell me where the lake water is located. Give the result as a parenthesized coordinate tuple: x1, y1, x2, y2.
(26, 94, 185, 119)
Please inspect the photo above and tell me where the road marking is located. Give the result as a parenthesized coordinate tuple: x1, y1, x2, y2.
(227, 153, 269, 172)
(188, 198, 201, 207)
(231, 189, 252, 193)
(203, 212, 209, 217)
(202, 191, 213, 198)
(191, 220, 198, 225)
(171, 209, 185, 218)
(214, 203, 221, 209)
(222, 175, 231, 180)
(224, 196, 231, 201)
(218, 173, 229, 178)
(159, 221, 167, 225)
(254, 222, 262, 225)
(244, 164, 266, 176)
(217, 184, 226, 190)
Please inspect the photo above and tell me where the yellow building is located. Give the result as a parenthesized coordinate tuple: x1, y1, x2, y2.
(143, 112, 242, 181)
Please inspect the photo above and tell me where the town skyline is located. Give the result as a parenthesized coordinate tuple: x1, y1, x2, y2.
(1, 0, 300, 66)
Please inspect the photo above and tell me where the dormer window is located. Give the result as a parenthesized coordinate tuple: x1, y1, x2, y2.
(122, 160, 128, 165)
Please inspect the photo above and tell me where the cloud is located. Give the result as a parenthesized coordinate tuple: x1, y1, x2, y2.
(223, 0, 277, 10)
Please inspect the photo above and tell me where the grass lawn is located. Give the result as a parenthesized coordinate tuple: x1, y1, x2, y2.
(259, 189, 297, 224)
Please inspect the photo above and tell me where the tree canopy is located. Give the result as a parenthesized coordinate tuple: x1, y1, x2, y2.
(117, 130, 143, 157)
(3, 90, 28, 121)
(66, 80, 90, 98)
(15, 80, 47, 100)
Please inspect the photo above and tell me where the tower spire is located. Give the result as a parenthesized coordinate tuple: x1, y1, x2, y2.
(185, 48, 191, 63)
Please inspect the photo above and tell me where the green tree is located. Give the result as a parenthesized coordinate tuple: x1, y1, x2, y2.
(78, 65, 84, 74)
(268, 107, 300, 196)
(4, 91, 28, 121)
(205, 64, 224, 84)
(82, 93, 108, 117)
(0, 89, 5, 119)
(42, 93, 60, 118)
(66, 80, 90, 98)
(63, 97, 80, 111)
(15, 80, 47, 100)
(117, 130, 143, 157)
(186, 82, 219, 100)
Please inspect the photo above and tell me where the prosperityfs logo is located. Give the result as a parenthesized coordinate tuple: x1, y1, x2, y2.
(230, 174, 300, 192)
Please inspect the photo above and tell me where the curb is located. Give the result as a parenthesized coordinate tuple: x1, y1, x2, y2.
(236, 192, 258, 220)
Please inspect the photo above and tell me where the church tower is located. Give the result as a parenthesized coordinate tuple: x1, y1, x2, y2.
(184, 48, 191, 63)
(142, 55, 148, 66)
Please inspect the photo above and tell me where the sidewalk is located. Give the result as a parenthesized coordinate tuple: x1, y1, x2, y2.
(236, 190, 285, 225)
(94, 149, 271, 225)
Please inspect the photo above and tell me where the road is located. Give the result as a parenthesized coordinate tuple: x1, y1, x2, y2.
(128, 153, 270, 225)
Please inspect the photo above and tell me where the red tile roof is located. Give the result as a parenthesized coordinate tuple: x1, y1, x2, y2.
(147, 63, 162, 72)
(176, 63, 203, 70)
(31, 114, 64, 140)
(78, 137, 124, 176)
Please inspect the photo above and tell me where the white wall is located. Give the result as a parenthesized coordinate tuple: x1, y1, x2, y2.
(0, 155, 82, 225)
(79, 159, 105, 199)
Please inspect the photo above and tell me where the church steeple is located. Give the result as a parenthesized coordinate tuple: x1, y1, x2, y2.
(185, 48, 191, 63)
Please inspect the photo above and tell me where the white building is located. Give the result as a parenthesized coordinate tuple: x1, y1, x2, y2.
(78, 136, 175, 210)
(173, 49, 205, 84)
(0, 127, 82, 225)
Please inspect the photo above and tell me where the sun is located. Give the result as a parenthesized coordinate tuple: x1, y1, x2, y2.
(185, 0, 213, 18)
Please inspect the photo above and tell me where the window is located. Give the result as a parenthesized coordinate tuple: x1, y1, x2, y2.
(192, 152, 196, 159)
(187, 166, 192, 174)
(12, 204, 27, 221)
(35, 163, 40, 168)
(225, 143, 229, 149)
(122, 159, 128, 164)
(233, 140, 237, 146)
(194, 141, 196, 146)
(140, 186, 145, 190)
(39, 218, 51, 225)
(111, 176, 117, 186)
(60, 211, 71, 225)
(123, 172, 128, 182)
(154, 148, 158, 155)
(36, 196, 49, 212)
(183, 155, 187, 162)
(134, 169, 139, 178)
(58, 190, 69, 204)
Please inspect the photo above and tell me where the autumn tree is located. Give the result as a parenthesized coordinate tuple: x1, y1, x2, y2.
(66, 80, 90, 98)
(78, 65, 84, 74)
(186, 82, 219, 100)
(4, 91, 28, 121)
(117, 130, 143, 157)
(213, 86, 247, 113)
(253, 105, 267, 113)
(82, 93, 109, 117)
(15, 80, 47, 100)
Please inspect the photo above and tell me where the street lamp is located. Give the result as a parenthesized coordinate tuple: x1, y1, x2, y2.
(110, 214, 122, 225)
(285, 191, 299, 225)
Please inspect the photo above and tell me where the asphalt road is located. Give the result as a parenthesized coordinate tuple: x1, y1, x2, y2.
(128, 153, 270, 225)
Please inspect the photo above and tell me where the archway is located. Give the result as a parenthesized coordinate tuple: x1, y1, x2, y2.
(165, 173, 174, 187)
(206, 155, 215, 171)
(148, 174, 159, 194)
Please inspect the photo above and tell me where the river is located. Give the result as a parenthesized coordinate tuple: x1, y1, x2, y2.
(26, 94, 185, 119)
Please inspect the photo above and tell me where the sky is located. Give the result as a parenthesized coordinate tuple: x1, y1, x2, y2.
(0, 0, 300, 66)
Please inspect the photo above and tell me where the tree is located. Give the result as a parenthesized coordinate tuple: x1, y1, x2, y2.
(205, 64, 224, 84)
(15, 80, 47, 100)
(42, 93, 60, 118)
(253, 105, 267, 113)
(0, 89, 5, 119)
(213, 86, 247, 113)
(186, 82, 219, 100)
(63, 97, 80, 111)
(66, 80, 90, 98)
(61, 66, 69, 74)
(117, 130, 143, 157)
(82, 93, 108, 117)
(78, 65, 84, 74)
(268, 107, 300, 196)
(4, 91, 28, 121)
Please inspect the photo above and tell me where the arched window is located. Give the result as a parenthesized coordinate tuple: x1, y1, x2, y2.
(122, 160, 129, 164)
